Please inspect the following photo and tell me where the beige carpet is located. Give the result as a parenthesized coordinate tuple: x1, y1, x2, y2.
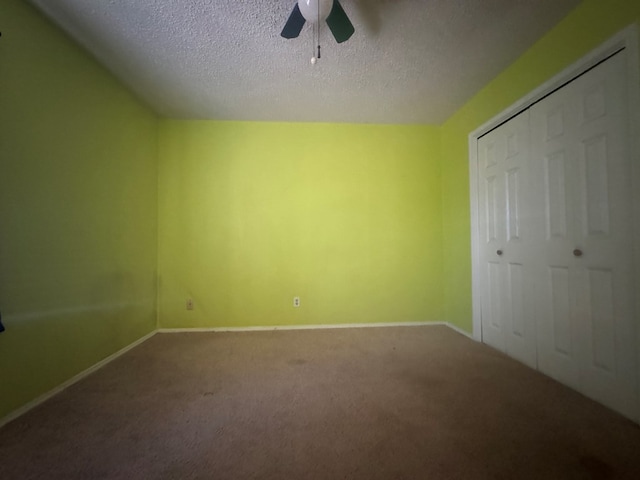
(1, 326, 640, 479)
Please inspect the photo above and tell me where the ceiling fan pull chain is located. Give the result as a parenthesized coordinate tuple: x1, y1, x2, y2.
(317, 0, 321, 59)
(310, 13, 319, 64)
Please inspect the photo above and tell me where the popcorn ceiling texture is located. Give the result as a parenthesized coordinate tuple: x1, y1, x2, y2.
(29, 0, 581, 124)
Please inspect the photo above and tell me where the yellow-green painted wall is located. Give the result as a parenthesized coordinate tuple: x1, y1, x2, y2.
(441, 0, 640, 333)
(4, 0, 638, 422)
(0, 0, 158, 418)
(158, 121, 442, 328)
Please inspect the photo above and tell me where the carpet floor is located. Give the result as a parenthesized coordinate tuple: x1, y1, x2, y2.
(1, 326, 640, 479)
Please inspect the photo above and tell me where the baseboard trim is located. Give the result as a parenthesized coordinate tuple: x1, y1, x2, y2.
(0, 330, 157, 429)
(443, 322, 475, 339)
(158, 321, 446, 333)
(158, 322, 475, 337)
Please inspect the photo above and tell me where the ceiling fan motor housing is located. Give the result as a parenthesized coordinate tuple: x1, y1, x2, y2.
(282, 0, 354, 44)
(298, 0, 333, 24)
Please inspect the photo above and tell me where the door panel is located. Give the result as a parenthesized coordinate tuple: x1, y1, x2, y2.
(478, 110, 537, 368)
(531, 50, 637, 419)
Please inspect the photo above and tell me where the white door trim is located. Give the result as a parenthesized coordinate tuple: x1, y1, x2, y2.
(469, 24, 640, 421)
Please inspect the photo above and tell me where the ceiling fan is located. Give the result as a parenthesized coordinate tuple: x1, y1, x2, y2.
(281, 0, 355, 44)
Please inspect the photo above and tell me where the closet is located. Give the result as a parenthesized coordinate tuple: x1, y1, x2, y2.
(476, 49, 638, 420)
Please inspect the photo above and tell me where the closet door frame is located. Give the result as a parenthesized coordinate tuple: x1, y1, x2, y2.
(468, 25, 640, 416)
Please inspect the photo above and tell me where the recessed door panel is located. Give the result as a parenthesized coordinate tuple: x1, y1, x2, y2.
(506, 168, 521, 241)
(546, 107, 565, 140)
(583, 134, 610, 236)
(587, 268, 616, 373)
(485, 175, 498, 243)
(485, 141, 497, 168)
(545, 151, 569, 239)
(582, 83, 606, 122)
(550, 266, 572, 356)
(488, 262, 502, 330)
(507, 132, 519, 158)
(507, 262, 525, 338)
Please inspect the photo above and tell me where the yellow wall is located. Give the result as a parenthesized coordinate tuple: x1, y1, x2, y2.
(4, 0, 639, 422)
(0, 0, 158, 418)
(158, 121, 442, 327)
(441, 0, 640, 332)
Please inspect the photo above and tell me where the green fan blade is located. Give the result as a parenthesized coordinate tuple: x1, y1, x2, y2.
(326, 0, 355, 43)
(282, 3, 306, 39)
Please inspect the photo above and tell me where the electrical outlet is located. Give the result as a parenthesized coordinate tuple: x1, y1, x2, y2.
(293, 296, 300, 307)
(186, 298, 194, 310)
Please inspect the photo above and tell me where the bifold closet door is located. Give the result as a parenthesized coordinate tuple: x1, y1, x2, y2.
(477, 110, 537, 369)
(531, 50, 637, 419)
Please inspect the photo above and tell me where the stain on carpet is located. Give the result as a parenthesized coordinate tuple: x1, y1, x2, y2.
(287, 358, 307, 366)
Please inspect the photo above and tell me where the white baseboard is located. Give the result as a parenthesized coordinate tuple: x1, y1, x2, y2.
(443, 322, 475, 339)
(158, 321, 476, 337)
(158, 321, 445, 333)
(0, 330, 157, 429)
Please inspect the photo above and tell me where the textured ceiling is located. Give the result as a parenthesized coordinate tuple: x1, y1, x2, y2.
(29, 0, 582, 124)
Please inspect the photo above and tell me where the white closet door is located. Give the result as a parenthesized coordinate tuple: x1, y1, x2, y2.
(478, 110, 537, 368)
(531, 51, 637, 419)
